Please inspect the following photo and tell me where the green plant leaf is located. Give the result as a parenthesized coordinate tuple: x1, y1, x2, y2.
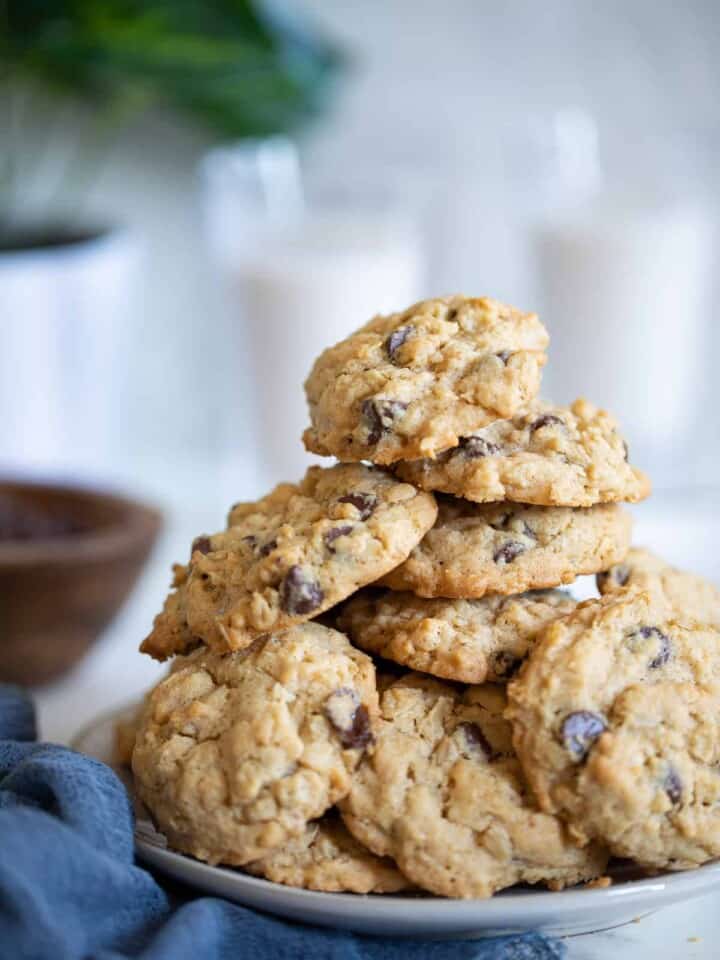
(1, 0, 344, 138)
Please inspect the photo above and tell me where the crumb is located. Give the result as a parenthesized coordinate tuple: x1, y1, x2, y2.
(585, 875, 613, 889)
(632, 916, 642, 923)
(688, 937, 701, 943)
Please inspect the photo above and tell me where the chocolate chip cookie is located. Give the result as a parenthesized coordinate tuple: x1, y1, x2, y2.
(597, 547, 720, 627)
(378, 497, 632, 598)
(339, 674, 607, 898)
(507, 591, 720, 868)
(395, 398, 650, 507)
(140, 564, 199, 661)
(303, 296, 549, 465)
(132, 623, 378, 866)
(179, 464, 437, 654)
(338, 588, 576, 683)
(244, 814, 411, 893)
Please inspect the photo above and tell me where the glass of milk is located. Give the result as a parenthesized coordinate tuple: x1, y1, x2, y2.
(528, 114, 716, 487)
(535, 199, 714, 477)
(202, 138, 425, 485)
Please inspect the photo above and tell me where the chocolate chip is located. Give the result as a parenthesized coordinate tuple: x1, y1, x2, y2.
(362, 401, 383, 446)
(491, 651, 522, 679)
(324, 688, 374, 749)
(493, 541, 526, 565)
(561, 711, 606, 761)
(489, 513, 512, 531)
(530, 414, 564, 433)
(324, 525, 354, 551)
(664, 768, 683, 805)
(362, 399, 409, 445)
(595, 571, 610, 592)
(191, 536, 211, 557)
(446, 307, 458, 321)
(522, 522, 536, 541)
(614, 565, 631, 586)
(279, 566, 324, 615)
(458, 436, 501, 459)
(458, 721, 495, 760)
(496, 350, 512, 364)
(258, 538, 277, 557)
(242, 534, 258, 549)
(385, 325, 414, 361)
(598, 563, 631, 591)
(342, 704, 373, 748)
(622, 440, 630, 462)
(627, 625, 672, 669)
(338, 492, 377, 520)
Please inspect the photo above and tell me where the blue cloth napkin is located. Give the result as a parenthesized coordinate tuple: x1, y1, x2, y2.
(0, 684, 564, 960)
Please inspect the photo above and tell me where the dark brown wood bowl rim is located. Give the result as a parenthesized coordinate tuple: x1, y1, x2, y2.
(0, 478, 163, 569)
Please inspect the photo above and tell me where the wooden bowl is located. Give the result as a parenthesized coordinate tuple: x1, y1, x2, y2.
(0, 480, 162, 686)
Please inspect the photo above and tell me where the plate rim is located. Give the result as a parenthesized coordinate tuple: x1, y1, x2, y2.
(135, 838, 720, 916)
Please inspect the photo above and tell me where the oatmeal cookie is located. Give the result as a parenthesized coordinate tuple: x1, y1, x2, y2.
(597, 547, 720, 627)
(507, 591, 720, 868)
(303, 296, 548, 464)
(339, 674, 607, 898)
(244, 815, 411, 893)
(378, 498, 631, 599)
(140, 564, 200, 661)
(132, 623, 377, 866)
(179, 464, 437, 654)
(338, 588, 576, 683)
(396, 398, 650, 507)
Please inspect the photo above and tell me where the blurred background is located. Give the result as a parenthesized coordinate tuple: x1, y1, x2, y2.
(1, 0, 719, 738)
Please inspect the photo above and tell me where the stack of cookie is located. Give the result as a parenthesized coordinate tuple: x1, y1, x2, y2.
(131, 295, 720, 899)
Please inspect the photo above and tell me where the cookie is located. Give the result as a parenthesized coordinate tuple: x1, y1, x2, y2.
(140, 564, 200, 661)
(378, 498, 632, 599)
(571, 682, 720, 869)
(339, 674, 607, 898)
(303, 296, 548, 465)
(244, 815, 411, 893)
(132, 622, 378, 866)
(338, 588, 576, 683)
(507, 591, 720, 868)
(597, 547, 720, 627)
(178, 464, 437, 655)
(395, 398, 650, 507)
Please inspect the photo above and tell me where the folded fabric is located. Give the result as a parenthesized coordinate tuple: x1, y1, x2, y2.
(0, 684, 564, 960)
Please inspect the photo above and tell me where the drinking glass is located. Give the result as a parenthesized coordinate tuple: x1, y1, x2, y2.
(202, 138, 425, 484)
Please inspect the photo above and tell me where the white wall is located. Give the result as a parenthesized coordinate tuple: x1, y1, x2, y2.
(305, 0, 720, 140)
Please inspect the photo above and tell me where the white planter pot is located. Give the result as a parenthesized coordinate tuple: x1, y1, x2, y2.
(0, 227, 140, 478)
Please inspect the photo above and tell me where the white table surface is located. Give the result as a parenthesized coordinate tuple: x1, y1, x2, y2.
(31, 478, 720, 958)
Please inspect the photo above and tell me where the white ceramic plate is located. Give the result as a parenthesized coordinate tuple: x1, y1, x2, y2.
(73, 706, 720, 939)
